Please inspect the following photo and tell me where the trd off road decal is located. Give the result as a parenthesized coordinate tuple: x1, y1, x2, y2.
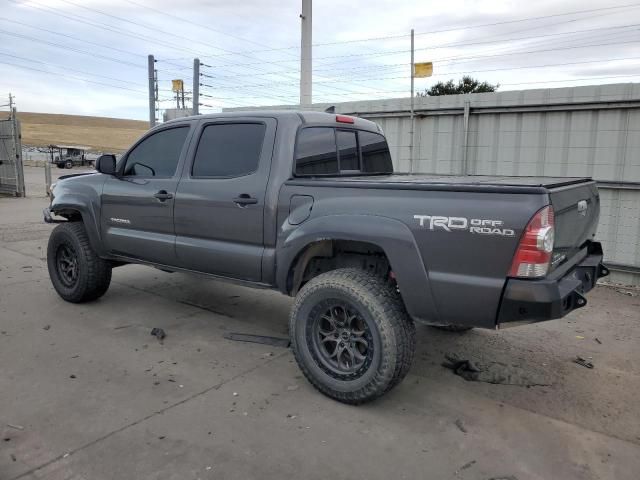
(413, 215, 515, 237)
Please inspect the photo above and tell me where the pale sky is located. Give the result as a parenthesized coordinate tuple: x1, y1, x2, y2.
(2, 0, 640, 120)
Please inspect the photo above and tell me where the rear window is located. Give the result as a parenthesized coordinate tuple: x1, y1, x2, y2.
(295, 127, 392, 176)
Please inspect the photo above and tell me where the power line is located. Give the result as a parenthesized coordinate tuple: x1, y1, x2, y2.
(197, 22, 640, 79)
(0, 17, 145, 60)
(18, 0, 364, 98)
(185, 2, 640, 59)
(0, 51, 145, 86)
(1, 60, 148, 94)
(122, 0, 292, 53)
(0, 28, 146, 69)
(188, 39, 640, 91)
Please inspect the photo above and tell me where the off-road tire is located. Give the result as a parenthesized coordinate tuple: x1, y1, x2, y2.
(289, 268, 416, 404)
(65, 160, 73, 169)
(432, 325, 473, 333)
(47, 222, 112, 303)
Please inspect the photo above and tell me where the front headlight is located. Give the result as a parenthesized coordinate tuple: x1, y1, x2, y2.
(48, 182, 57, 201)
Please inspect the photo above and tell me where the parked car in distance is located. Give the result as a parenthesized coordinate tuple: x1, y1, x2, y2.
(48, 144, 93, 169)
(44, 111, 608, 403)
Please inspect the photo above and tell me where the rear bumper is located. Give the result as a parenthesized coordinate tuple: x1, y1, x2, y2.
(497, 242, 608, 327)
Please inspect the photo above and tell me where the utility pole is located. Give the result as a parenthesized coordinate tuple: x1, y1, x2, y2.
(8, 93, 25, 196)
(300, 0, 312, 106)
(148, 54, 156, 128)
(409, 29, 415, 174)
(193, 58, 200, 115)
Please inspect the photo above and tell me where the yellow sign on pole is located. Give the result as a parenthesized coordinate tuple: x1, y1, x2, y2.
(171, 79, 184, 92)
(413, 62, 433, 78)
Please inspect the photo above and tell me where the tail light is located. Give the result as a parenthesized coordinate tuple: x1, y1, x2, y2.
(508, 205, 555, 278)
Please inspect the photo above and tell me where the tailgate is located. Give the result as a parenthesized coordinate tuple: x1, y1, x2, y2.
(548, 180, 600, 271)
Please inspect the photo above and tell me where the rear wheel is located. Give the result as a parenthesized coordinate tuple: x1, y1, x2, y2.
(65, 160, 73, 169)
(289, 268, 415, 404)
(47, 222, 112, 303)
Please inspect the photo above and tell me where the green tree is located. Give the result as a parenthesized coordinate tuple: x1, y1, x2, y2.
(419, 76, 499, 96)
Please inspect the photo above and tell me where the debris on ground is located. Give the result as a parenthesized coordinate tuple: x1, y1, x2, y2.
(7, 424, 24, 431)
(10, 453, 16, 462)
(456, 459, 476, 473)
(150, 327, 166, 342)
(615, 288, 637, 297)
(42, 325, 50, 331)
(69, 374, 76, 379)
(573, 356, 594, 369)
(595, 338, 602, 344)
(442, 354, 549, 387)
(286, 385, 299, 391)
(454, 419, 467, 433)
(233, 392, 239, 397)
(224, 332, 290, 348)
(461, 459, 476, 470)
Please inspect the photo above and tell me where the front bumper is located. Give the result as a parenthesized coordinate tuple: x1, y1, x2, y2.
(43, 207, 66, 224)
(497, 242, 608, 327)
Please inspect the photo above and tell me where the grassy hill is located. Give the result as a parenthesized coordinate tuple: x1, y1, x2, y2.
(17, 112, 149, 152)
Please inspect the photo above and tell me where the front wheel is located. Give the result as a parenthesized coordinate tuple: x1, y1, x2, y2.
(47, 222, 112, 303)
(289, 268, 415, 404)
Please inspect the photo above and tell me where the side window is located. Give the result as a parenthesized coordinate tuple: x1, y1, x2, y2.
(192, 123, 266, 177)
(123, 126, 189, 177)
(295, 127, 338, 175)
(336, 130, 359, 171)
(359, 131, 393, 173)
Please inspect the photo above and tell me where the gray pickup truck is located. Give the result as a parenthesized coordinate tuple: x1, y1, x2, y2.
(45, 111, 608, 404)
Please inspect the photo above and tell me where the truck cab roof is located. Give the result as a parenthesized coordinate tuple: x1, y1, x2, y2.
(162, 110, 382, 133)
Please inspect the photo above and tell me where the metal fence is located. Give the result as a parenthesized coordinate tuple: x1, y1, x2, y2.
(0, 110, 25, 197)
(230, 82, 640, 285)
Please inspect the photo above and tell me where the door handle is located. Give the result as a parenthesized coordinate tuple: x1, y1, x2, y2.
(154, 190, 174, 201)
(233, 194, 258, 206)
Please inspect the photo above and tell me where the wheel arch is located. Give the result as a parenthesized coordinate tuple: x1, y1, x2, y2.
(276, 214, 440, 323)
(50, 202, 105, 256)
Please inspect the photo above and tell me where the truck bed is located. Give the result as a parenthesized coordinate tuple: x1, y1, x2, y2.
(287, 174, 594, 193)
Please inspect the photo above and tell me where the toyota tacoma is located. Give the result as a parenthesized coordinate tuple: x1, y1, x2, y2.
(44, 111, 608, 403)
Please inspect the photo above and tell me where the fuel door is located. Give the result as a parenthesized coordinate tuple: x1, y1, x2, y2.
(288, 195, 314, 225)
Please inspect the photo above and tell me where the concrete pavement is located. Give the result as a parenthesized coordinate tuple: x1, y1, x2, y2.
(0, 167, 639, 480)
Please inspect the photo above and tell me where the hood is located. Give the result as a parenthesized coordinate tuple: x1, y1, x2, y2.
(58, 170, 98, 181)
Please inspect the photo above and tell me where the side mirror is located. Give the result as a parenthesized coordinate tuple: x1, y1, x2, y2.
(96, 154, 117, 175)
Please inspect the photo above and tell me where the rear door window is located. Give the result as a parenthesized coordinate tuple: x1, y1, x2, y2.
(192, 123, 266, 177)
(295, 127, 338, 175)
